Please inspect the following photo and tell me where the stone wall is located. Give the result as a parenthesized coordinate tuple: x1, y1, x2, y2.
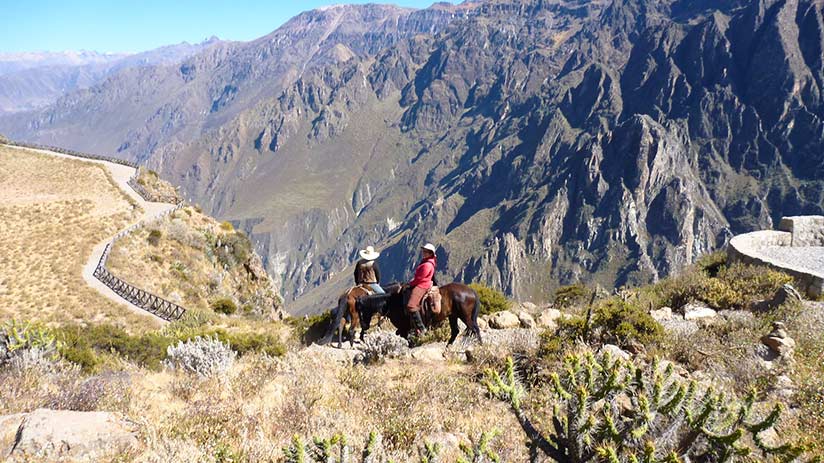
(727, 216, 824, 298)
(778, 216, 824, 246)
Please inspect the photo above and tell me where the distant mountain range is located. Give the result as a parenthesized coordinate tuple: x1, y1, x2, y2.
(2, 0, 823, 314)
(0, 38, 221, 113)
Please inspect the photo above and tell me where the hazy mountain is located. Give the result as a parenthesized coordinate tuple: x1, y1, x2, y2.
(3, 0, 824, 314)
(0, 38, 222, 113)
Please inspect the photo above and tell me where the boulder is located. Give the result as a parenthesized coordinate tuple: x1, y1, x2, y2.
(487, 311, 521, 329)
(3, 408, 138, 461)
(518, 302, 538, 312)
(649, 306, 675, 322)
(410, 344, 447, 362)
(683, 303, 717, 320)
(518, 311, 536, 329)
(761, 335, 796, 355)
(760, 321, 796, 357)
(476, 316, 489, 331)
(537, 308, 562, 329)
(599, 344, 631, 361)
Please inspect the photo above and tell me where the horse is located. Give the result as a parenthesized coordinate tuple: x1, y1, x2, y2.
(322, 285, 376, 348)
(358, 282, 483, 345)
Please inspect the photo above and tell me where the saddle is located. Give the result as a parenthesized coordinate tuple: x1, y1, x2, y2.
(346, 284, 375, 297)
(422, 286, 442, 315)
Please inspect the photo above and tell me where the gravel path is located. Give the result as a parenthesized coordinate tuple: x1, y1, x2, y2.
(756, 246, 824, 275)
(24, 146, 176, 323)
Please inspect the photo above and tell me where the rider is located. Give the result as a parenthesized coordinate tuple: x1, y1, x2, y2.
(354, 246, 385, 294)
(407, 243, 437, 335)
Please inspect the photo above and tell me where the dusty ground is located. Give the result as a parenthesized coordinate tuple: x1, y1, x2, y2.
(0, 145, 158, 330)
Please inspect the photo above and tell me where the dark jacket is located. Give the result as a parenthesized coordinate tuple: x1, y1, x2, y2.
(354, 259, 381, 285)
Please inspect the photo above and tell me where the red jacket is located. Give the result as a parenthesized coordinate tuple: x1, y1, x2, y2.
(409, 256, 437, 289)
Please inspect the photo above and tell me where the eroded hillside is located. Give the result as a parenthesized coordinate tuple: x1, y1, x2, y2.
(3, 0, 824, 314)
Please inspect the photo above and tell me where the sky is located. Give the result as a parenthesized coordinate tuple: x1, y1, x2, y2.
(0, 0, 459, 54)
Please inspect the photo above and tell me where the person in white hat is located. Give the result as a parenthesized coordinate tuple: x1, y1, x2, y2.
(406, 242, 438, 335)
(354, 245, 384, 294)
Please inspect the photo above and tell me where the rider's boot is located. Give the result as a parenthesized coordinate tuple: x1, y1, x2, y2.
(410, 311, 427, 336)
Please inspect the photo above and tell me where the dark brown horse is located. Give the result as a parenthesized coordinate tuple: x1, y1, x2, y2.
(327, 285, 373, 348)
(358, 282, 482, 345)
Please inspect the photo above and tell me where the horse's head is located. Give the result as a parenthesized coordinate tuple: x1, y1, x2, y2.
(382, 282, 404, 295)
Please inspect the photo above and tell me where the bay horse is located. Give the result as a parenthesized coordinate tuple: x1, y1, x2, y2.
(358, 282, 482, 345)
(323, 284, 388, 348)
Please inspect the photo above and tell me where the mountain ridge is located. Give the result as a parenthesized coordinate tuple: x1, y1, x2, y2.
(2, 0, 823, 315)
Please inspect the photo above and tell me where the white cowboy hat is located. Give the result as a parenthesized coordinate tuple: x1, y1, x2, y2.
(421, 243, 437, 253)
(359, 246, 380, 261)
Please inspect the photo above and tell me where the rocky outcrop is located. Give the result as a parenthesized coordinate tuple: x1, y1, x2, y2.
(0, 409, 138, 462)
(4, 0, 824, 314)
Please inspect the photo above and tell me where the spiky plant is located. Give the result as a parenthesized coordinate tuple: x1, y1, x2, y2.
(458, 431, 501, 463)
(282, 432, 445, 463)
(484, 353, 811, 462)
(0, 319, 59, 365)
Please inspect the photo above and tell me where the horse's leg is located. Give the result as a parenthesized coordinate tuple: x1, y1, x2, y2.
(360, 314, 370, 343)
(447, 313, 459, 346)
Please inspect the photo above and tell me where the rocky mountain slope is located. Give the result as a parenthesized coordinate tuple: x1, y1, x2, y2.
(0, 39, 221, 113)
(3, 0, 824, 314)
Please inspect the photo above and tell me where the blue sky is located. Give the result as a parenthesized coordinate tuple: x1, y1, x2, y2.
(0, 0, 459, 54)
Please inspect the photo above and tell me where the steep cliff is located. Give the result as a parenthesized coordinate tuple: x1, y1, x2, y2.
(3, 0, 824, 313)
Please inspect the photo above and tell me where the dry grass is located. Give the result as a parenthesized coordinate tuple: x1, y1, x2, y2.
(106, 206, 280, 316)
(0, 349, 530, 462)
(0, 145, 155, 330)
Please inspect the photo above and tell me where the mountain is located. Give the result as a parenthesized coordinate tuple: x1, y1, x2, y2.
(0, 50, 128, 75)
(0, 38, 222, 113)
(2, 0, 824, 314)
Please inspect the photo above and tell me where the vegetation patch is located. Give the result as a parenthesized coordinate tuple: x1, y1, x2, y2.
(469, 283, 511, 315)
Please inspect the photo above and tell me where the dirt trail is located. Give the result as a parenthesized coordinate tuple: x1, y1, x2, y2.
(23, 146, 176, 323)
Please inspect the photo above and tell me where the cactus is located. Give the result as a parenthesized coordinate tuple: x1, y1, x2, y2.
(282, 432, 457, 463)
(484, 352, 811, 462)
(0, 319, 59, 366)
(458, 431, 500, 463)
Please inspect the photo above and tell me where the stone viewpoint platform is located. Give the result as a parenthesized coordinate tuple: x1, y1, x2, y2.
(728, 216, 824, 298)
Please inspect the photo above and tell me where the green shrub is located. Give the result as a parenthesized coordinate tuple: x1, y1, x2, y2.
(219, 221, 234, 231)
(538, 328, 564, 359)
(211, 297, 237, 315)
(469, 283, 511, 315)
(411, 323, 450, 346)
(558, 297, 663, 348)
(695, 250, 727, 277)
(224, 331, 285, 357)
(646, 270, 710, 311)
(174, 327, 286, 358)
(703, 263, 794, 310)
(147, 229, 162, 246)
(214, 231, 252, 268)
(553, 283, 590, 309)
(287, 311, 333, 345)
(55, 324, 173, 371)
(647, 262, 794, 312)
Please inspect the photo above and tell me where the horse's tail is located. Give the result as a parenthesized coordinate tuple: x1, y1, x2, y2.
(471, 287, 483, 342)
(318, 297, 347, 345)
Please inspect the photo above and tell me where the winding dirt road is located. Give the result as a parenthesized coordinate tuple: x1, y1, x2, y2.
(23, 146, 177, 323)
